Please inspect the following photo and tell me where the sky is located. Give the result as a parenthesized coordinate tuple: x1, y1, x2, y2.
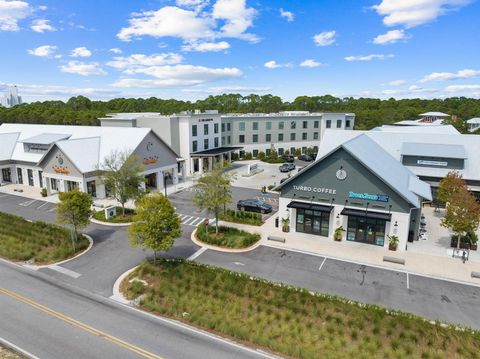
(0, 0, 479, 103)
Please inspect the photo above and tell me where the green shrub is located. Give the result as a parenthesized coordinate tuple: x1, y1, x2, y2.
(219, 209, 262, 226)
(196, 224, 260, 248)
(92, 206, 135, 223)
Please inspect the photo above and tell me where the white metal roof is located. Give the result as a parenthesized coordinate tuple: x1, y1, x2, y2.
(419, 112, 450, 117)
(318, 129, 480, 182)
(394, 119, 446, 126)
(0, 132, 20, 161)
(372, 124, 459, 134)
(0, 123, 154, 173)
(20, 133, 71, 145)
(467, 118, 480, 124)
(401, 142, 467, 159)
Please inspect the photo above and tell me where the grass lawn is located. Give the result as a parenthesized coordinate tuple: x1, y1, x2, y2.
(92, 206, 135, 223)
(196, 224, 260, 249)
(0, 211, 89, 264)
(124, 260, 480, 359)
(219, 209, 263, 226)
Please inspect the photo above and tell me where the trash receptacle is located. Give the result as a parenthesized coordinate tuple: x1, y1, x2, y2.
(275, 217, 279, 228)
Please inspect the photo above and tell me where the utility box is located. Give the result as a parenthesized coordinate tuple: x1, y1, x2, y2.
(104, 206, 116, 219)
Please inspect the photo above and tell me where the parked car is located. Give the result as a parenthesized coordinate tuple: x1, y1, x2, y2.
(282, 154, 295, 163)
(237, 199, 273, 213)
(279, 163, 296, 172)
(298, 154, 314, 162)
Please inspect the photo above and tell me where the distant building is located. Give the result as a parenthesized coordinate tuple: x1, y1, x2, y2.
(394, 112, 450, 127)
(1, 85, 22, 108)
(467, 118, 480, 133)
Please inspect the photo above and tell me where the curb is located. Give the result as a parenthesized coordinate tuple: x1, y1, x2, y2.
(90, 218, 132, 227)
(0, 336, 40, 359)
(22, 234, 94, 270)
(110, 266, 138, 304)
(190, 227, 262, 253)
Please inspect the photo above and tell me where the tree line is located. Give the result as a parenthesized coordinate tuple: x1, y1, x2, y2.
(1, 94, 480, 131)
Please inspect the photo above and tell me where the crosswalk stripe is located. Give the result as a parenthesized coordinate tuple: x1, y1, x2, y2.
(185, 217, 199, 225)
(179, 214, 188, 220)
(181, 216, 193, 224)
(190, 217, 204, 226)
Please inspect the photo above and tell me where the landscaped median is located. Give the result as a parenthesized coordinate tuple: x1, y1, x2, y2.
(122, 260, 480, 359)
(0, 211, 89, 264)
(195, 223, 261, 249)
(219, 209, 263, 226)
(92, 206, 134, 224)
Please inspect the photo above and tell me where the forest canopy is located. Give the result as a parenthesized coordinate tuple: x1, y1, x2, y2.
(1, 94, 479, 132)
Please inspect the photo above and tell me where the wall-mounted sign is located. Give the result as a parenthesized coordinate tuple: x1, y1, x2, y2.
(198, 118, 214, 122)
(143, 155, 159, 165)
(146, 141, 154, 152)
(336, 168, 347, 181)
(349, 191, 389, 202)
(417, 160, 448, 167)
(52, 165, 70, 174)
(293, 185, 336, 195)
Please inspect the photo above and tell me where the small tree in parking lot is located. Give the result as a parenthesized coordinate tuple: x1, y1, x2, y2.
(194, 166, 232, 234)
(129, 192, 181, 264)
(56, 189, 93, 250)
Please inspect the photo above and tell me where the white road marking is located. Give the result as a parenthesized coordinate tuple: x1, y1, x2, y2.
(36, 201, 50, 210)
(48, 207, 56, 212)
(0, 194, 9, 199)
(407, 272, 410, 289)
(190, 217, 204, 226)
(19, 199, 37, 207)
(234, 262, 245, 266)
(179, 214, 188, 220)
(188, 247, 208, 260)
(181, 216, 193, 224)
(185, 217, 200, 225)
(48, 265, 81, 279)
(318, 257, 327, 271)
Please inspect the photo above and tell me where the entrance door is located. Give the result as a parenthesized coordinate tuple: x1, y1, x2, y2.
(145, 173, 157, 188)
(87, 180, 96, 197)
(347, 215, 386, 246)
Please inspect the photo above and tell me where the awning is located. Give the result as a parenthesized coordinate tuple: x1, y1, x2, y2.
(190, 146, 243, 157)
(287, 201, 333, 213)
(341, 207, 392, 221)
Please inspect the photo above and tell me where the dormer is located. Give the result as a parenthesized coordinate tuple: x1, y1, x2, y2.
(20, 133, 71, 153)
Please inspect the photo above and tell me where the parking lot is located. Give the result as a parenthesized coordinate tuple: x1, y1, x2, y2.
(0, 193, 57, 223)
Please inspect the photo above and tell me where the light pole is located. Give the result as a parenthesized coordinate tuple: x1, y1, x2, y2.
(163, 172, 168, 198)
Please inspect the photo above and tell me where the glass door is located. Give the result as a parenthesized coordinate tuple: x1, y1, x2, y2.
(355, 217, 366, 243)
(17, 168, 23, 184)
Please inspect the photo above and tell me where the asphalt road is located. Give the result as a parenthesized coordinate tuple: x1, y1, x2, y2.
(196, 245, 480, 330)
(0, 260, 278, 359)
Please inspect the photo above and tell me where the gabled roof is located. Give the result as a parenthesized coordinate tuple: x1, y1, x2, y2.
(55, 137, 101, 173)
(20, 133, 71, 145)
(467, 118, 480, 124)
(0, 132, 20, 161)
(419, 112, 449, 117)
(401, 142, 467, 159)
(276, 134, 431, 207)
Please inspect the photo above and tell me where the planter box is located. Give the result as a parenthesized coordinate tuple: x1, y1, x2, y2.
(450, 239, 477, 251)
(388, 243, 398, 251)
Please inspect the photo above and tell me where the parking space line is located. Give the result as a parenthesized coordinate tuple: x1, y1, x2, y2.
(406, 272, 410, 289)
(188, 247, 208, 260)
(48, 207, 56, 212)
(318, 257, 327, 271)
(19, 199, 37, 207)
(0, 194, 9, 199)
(48, 265, 81, 279)
(36, 201, 50, 210)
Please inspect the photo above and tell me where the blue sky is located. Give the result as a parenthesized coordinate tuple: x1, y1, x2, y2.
(0, 0, 479, 102)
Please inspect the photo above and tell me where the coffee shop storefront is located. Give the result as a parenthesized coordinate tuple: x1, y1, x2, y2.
(276, 135, 432, 252)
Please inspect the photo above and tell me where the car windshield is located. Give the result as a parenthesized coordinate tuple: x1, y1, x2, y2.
(252, 199, 264, 205)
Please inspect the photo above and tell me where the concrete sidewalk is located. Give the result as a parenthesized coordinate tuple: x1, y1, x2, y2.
(219, 216, 480, 286)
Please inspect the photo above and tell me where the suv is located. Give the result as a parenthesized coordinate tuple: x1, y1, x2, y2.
(282, 154, 294, 163)
(237, 199, 273, 213)
(298, 154, 313, 162)
(279, 163, 295, 172)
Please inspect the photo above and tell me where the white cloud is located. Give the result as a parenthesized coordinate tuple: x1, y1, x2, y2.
(109, 48, 122, 54)
(420, 69, 480, 82)
(183, 85, 272, 94)
(372, 0, 471, 28)
(176, 0, 208, 7)
(280, 8, 294, 22)
(117, 1, 258, 43)
(300, 59, 322, 68)
(182, 41, 230, 52)
(27, 44, 57, 57)
(444, 84, 480, 92)
(60, 61, 107, 76)
(38, 5, 47, 11)
(373, 29, 408, 44)
(313, 31, 336, 46)
(264, 60, 292, 69)
(30, 18, 56, 32)
(70, 46, 92, 58)
(0, 0, 32, 31)
(344, 54, 394, 61)
(387, 79, 406, 86)
(107, 53, 183, 70)
(113, 64, 242, 88)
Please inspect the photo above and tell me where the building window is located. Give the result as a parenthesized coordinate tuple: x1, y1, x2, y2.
(302, 146, 307, 154)
(239, 122, 245, 131)
(347, 216, 386, 246)
(314, 121, 319, 129)
(222, 137, 225, 146)
(326, 120, 331, 128)
(214, 137, 219, 147)
(17, 168, 23, 184)
(50, 178, 58, 191)
(290, 121, 296, 129)
(87, 180, 96, 197)
(27, 169, 34, 186)
(302, 121, 308, 129)
(265, 149, 271, 156)
(221, 123, 225, 132)
(253, 122, 258, 131)
(290, 147, 296, 154)
(278, 121, 284, 130)
(278, 133, 284, 142)
(214, 123, 219, 134)
(65, 180, 78, 192)
(227, 136, 231, 144)
(302, 133, 307, 140)
(2, 168, 11, 182)
(337, 119, 342, 128)
(227, 123, 231, 131)
(204, 124, 209, 135)
(265, 134, 271, 142)
(192, 140, 198, 152)
(266, 121, 272, 130)
(296, 208, 330, 237)
(192, 125, 197, 137)
(239, 135, 245, 144)
(346, 120, 351, 128)
(252, 134, 258, 143)
(278, 148, 284, 155)
(253, 149, 259, 158)
(313, 132, 319, 140)
(38, 171, 43, 188)
(204, 139, 209, 150)
(290, 133, 296, 141)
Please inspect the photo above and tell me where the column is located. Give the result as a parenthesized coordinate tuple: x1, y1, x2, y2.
(46, 176, 52, 196)
(96, 183, 106, 199)
(228, 151, 232, 163)
(156, 171, 164, 190)
(59, 179, 66, 192)
(172, 167, 179, 185)
(218, 155, 224, 167)
(181, 161, 186, 179)
(198, 158, 203, 174)
(208, 157, 213, 171)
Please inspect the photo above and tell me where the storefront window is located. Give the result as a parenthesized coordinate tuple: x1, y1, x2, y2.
(347, 216, 386, 246)
(296, 208, 329, 237)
